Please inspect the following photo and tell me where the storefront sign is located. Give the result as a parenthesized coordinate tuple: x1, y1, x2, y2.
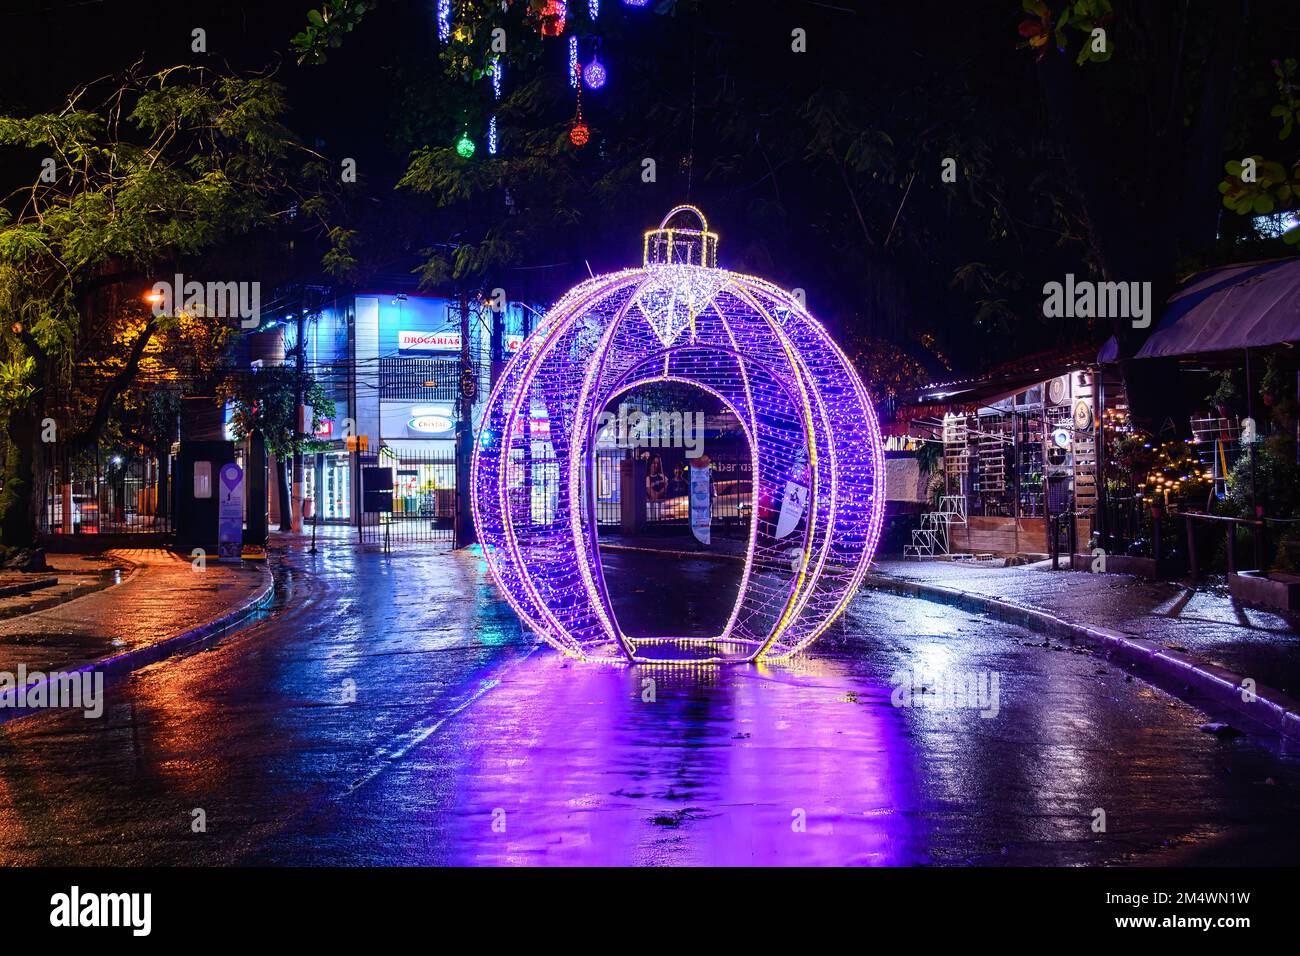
(314, 418, 333, 438)
(217, 463, 244, 561)
(398, 330, 461, 353)
(400, 330, 525, 355)
(408, 412, 455, 434)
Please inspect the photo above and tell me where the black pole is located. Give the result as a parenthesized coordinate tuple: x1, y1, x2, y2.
(1245, 347, 1260, 568)
(309, 451, 321, 554)
(1095, 369, 1107, 550)
(454, 291, 476, 548)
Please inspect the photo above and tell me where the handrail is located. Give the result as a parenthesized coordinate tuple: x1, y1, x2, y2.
(1181, 511, 1263, 528)
(1184, 511, 1267, 579)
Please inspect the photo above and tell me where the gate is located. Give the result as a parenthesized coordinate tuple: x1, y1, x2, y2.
(41, 446, 171, 536)
(593, 448, 752, 538)
(357, 449, 457, 548)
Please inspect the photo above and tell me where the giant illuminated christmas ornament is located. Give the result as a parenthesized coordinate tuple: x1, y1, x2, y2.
(472, 206, 885, 664)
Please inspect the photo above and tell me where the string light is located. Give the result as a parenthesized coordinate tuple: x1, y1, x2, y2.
(570, 78, 588, 146)
(568, 35, 580, 87)
(589, 0, 600, 17)
(491, 56, 502, 100)
(487, 115, 497, 155)
(437, 0, 451, 42)
(471, 205, 885, 665)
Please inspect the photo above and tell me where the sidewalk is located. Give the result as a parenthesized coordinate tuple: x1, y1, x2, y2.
(0, 548, 272, 694)
(0, 552, 123, 619)
(867, 558, 1300, 736)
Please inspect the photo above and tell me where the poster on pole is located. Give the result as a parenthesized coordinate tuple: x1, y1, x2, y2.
(689, 457, 711, 547)
(217, 462, 244, 561)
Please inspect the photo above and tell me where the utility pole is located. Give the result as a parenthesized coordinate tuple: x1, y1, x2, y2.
(490, 295, 505, 391)
(455, 291, 477, 548)
(292, 289, 307, 533)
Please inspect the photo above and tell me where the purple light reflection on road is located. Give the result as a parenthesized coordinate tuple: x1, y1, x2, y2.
(437, 654, 925, 865)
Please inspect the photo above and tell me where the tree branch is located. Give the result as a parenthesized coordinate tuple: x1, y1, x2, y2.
(70, 318, 157, 453)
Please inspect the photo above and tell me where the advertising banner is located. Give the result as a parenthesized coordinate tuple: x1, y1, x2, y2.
(689, 459, 711, 546)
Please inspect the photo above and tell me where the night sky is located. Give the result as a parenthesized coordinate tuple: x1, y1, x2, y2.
(3, 1, 1295, 378)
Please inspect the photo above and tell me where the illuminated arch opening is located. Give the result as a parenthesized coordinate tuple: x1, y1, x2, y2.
(471, 206, 885, 664)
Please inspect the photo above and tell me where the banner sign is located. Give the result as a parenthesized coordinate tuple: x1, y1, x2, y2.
(689, 460, 711, 546)
(217, 463, 244, 561)
(774, 481, 808, 539)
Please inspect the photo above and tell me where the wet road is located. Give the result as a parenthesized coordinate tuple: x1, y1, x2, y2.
(0, 535, 1297, 865)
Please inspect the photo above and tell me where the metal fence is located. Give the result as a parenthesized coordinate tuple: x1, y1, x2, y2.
(40, 449, 171, 536)
(357, 451, 457, 547)
(594, 449, 752, 537)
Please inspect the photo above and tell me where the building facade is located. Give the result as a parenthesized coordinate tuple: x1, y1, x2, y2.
(277, 288, 536, 525)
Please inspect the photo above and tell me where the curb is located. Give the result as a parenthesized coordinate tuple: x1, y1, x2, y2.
(0, 566, 275, 725)
(0, 562, 138, 621)
(0, 577, 57, 599)
(861, 572, 1300, 741)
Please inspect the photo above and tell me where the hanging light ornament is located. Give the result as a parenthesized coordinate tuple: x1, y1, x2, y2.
(589, 0, 600, 17)
(583, 55, 607, 90)
(539, 0, 567, 36)
(623, 0, 649, 6)
(570, 76, 589, 147)
(568, 35, 580, 88)
(491, 56, 502, 100)
(456, 129, 476, 158)
(437, 0, 451, 42)
(488, 115, 498, 156)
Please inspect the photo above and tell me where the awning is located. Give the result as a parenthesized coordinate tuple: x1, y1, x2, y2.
(1098, 258, 1300, 363)
(895, 346, 1096, 416)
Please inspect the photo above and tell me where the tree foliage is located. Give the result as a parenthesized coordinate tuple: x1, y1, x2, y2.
(219, 365, 336, 462)
(0, 64, 347, 546)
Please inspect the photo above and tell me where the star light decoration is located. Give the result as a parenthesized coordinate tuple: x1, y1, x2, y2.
(472, 206, 886, 664)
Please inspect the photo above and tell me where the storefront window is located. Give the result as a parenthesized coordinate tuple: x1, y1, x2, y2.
(304, 453, 352, 521)
(392, 463, 455, 520)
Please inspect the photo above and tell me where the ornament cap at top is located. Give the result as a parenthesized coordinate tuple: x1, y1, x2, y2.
(643, 204, 719, 268)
